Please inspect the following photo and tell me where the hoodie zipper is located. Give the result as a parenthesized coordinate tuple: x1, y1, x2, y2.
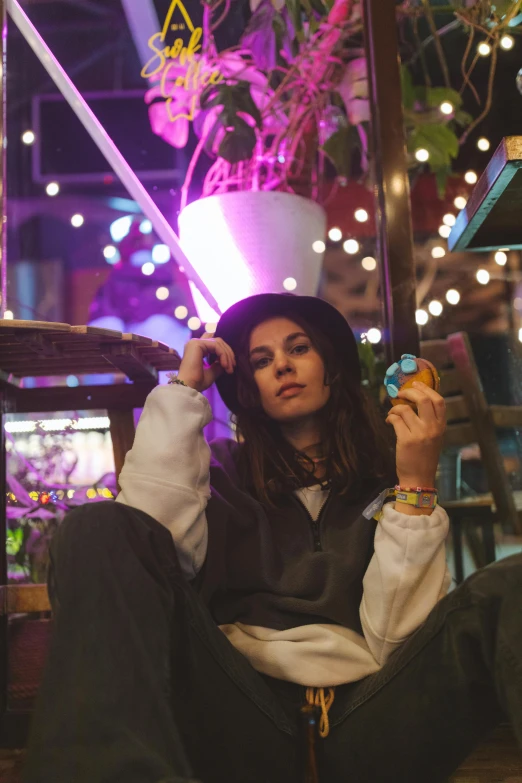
(292, 492, 332, 552)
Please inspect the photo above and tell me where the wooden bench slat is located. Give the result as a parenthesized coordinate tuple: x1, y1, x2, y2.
(490, 405, 522, 429)
(0, 585, 51, 615)
(443, 422, 475, 448)
(420, 339, 453, 368)
(445, 395, 469, 424)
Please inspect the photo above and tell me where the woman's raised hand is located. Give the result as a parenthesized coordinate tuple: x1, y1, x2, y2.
(176, 333, 236, 393)
(385, 381, 446, 489)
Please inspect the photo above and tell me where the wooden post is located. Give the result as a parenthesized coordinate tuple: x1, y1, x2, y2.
(0, 0, 5, 317)
(361, 0, 419, 365)
(0, 0, 7, 728)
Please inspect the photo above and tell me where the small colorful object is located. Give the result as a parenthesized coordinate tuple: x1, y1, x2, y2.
(384, 353, 440, 409)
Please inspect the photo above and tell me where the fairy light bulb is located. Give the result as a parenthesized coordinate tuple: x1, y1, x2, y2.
(454, 196, 467, 210)
(500, 34, 514, 50)
(446, 289, 460, 305)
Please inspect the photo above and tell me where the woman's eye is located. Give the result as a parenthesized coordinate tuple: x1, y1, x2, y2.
(292, 344, 309, 355)
(254, 357, 270, 369)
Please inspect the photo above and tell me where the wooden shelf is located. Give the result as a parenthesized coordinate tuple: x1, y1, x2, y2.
(448, 136, 522, 252)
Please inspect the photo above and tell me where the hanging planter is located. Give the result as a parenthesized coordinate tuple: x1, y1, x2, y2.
(178, 191, 326, 316)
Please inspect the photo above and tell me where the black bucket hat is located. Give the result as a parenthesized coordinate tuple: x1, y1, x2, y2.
(214, 293, 361, 414)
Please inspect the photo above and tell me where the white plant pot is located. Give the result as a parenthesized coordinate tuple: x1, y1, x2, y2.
(178, 191, 327, 321)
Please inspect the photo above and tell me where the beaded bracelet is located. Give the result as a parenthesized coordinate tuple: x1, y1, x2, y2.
(395, 484, 437, 493)
(166, 373, 188, 387)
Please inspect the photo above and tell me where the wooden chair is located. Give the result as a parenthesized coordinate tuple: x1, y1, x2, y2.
(420, 332, 522, 584)
(0, 320, 181, 748)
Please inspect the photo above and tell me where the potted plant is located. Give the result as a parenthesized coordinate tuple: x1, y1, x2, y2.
(144, 0, 521, 311)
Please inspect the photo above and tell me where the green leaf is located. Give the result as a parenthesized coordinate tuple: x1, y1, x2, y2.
(232, 82, 263, 128)
(309, 0, 328, 15)
(321, 127, 353, 179)
(200, 84, 225, 111)
(423, 86, 463, 110)
(285, 0, 302, 35)
(454, 109, 473, 127)
(493, 0, 516, 18)
(408, 123, 460, 165)
(435, 166, 452, 198)
(400, 66, 415, 111)
(203, 116, 223, 158)
(218, 117, 257, 163)
(6, 527, 23, 556)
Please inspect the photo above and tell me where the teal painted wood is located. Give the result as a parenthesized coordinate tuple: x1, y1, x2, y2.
(449, 136, 522, 252)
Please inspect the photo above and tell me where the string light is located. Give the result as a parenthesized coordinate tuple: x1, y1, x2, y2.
(446, 289, 460, 305)
(328, 227, 342, 242)
(5, 416, 111, 434)
(175, 306, 188, 320)
(110, 216, 132, 242)
(156, 287, 169, 300)
(152, 244, 170, 264)
(367, 328, 382, 344)
(205, 323, 217, 333)
(428, 300, 443, 317)
(495, 251, 507, 266)
(431, 246, 446, 259)
(439, 225, 451, 238)
(3, 310, 13, 320)
(361, 256, 377, 271)
(103, 245, 118, 260)
(141, 262, 155, 276)
(139, 219, 153, 234)
(46, 182, 60, 196)
(454, 196, 467, 210)
(465, 170, 478, 184)
(21, 130, 35, 145)
(354, 209, 369, 222)
(477, 137, 490, 151)
(415, 148, 429, 162)
(416, 309, 428, 325)
(188, 316, 201, 331)
(478, 41, 491, 56)
(283, 277, 297, 290)
(443, 214, 456, 226)
(500, 34, 514, 50)
(71, 214, 84, 228)
(343, 239, 359, 254)
(476, 269, 490, 284)
(312, 240, 326, 254)
(439, 102, 453, 115)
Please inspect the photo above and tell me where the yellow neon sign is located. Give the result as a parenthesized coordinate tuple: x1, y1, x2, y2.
(141, 0, 223, 125)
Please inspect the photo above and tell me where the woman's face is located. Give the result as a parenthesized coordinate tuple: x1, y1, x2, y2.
(248, 317, 331, 422)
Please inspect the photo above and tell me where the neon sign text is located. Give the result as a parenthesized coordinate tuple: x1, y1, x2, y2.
(141, 0, 223, 125)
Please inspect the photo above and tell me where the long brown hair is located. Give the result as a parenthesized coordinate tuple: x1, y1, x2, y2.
(233, 311, 396, 505)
